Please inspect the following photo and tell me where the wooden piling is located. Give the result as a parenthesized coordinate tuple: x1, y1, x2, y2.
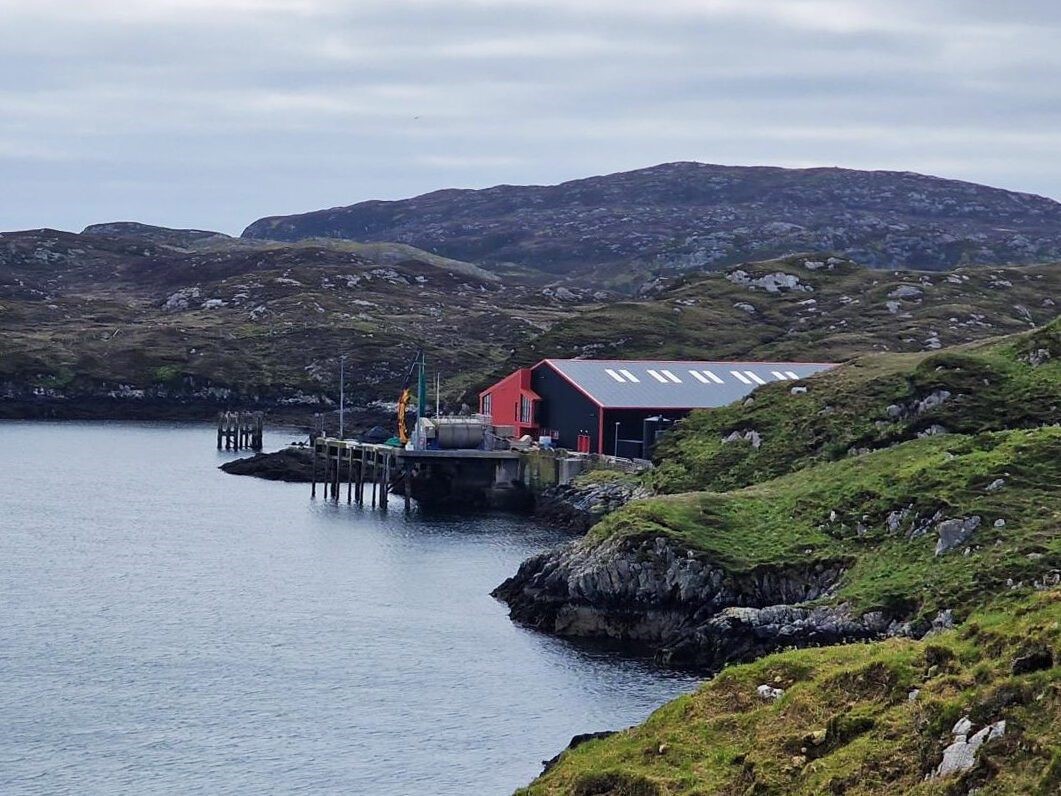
(357, 447, 366, 505)
(370, 450, 378, 508)
(347, 447, 353, 504)
(311, 439, 318, 498)
(379, 451, 384, 508)
(404, 461, 412, 511)
(380, 453, 389, 509)
(332, 445, 340, 502)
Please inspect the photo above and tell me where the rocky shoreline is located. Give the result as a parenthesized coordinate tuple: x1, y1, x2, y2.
(493, 534, 927, 670)
(219, 447, 315, 481)
(532, 476, 649, 532)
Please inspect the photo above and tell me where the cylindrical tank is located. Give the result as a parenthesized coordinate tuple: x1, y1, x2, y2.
(433, 418, 486, 449)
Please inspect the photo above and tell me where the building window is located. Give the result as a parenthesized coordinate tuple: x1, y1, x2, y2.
(482, 393, 492, 415)
(520, 395, 533, 424)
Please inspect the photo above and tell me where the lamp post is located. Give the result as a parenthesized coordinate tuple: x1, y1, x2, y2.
(339, 354, 347, 438)
(614, 421, 620, 458)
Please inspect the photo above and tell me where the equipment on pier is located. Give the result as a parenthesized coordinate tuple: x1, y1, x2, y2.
(397, 349, 427, 445)
(418, 417, 486, 449)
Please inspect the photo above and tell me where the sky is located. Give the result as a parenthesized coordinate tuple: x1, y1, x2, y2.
(2, 0, 1060, 235)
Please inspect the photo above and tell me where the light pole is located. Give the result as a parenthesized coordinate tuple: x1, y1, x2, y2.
(339, 354, 347, 438)
(614, 421, 620, 458)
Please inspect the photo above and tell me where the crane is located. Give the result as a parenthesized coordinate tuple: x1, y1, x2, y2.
(397, 349, 426, 445)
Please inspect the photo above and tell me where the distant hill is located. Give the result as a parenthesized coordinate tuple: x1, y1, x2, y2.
(82, 221, 230, 249)
(1, 223, 1056, 420)
(507, 253, 1061, 366)
(81, 221, 501, 282)
(241, 162, 1061, 284)
(0, 226, 578, 420)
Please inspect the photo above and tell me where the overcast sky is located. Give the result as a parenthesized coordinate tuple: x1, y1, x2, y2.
(2, 0, 1060, 235)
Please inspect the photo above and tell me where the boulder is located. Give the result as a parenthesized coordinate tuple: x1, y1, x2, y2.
(935, 516, 982, 556)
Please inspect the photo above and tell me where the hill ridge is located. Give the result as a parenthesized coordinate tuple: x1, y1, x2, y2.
(241, 162, 1061, 284)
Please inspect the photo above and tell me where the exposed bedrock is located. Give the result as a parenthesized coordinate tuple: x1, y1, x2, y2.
(493, 535, 915, 670)
(533, 479, 649, 532)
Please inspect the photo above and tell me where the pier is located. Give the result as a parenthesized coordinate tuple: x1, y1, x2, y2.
(310, 435, 644, 511)
(311, 436, 529, 510)
(217, 411, 264, 451)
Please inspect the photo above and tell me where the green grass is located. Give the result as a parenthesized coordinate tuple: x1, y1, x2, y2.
(586, 427, 1060, 619)
(520, 588, 1061, 795)
(649, 318, 1060, 494)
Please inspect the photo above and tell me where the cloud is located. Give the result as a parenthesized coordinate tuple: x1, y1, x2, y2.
(0, 0, 1059, 234)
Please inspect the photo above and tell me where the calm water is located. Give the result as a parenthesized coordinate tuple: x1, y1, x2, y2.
(0, 422, 697, 795)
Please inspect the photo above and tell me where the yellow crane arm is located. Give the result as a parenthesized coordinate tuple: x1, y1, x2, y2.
(397, 387, 411, 444)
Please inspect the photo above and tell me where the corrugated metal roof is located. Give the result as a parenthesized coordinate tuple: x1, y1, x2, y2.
(540, 359, 836, 408)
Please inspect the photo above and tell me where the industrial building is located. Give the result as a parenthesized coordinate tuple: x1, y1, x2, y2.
(479, 358, 836, 458)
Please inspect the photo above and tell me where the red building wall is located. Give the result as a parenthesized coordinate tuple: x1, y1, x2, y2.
(479, 368, 540, 438)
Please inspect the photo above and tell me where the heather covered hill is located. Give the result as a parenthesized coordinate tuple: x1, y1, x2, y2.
(242, 163, 1061, 283)
(509, 254, 1060, 366)
(0, 227, 575, 419)
(1, 224, 1058, 420)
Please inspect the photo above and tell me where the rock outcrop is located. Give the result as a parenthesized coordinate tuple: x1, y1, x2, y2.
(493, 534, 906, 669)
(533, 477, 649, 532)
(219, 447, 315, 481)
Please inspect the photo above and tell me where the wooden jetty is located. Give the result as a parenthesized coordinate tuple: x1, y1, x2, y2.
(217, 411, 264, 451)
(310, 436, 524, 511)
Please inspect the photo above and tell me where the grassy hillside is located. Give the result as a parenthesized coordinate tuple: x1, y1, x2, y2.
(508, 322, 1060, 794)
(596, 426, 1059, 621)
(650, 318, 1060, 494)
(521, 588, 1061, 795)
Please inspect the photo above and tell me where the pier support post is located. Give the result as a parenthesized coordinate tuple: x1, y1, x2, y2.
(357, 447, 366, 505)
(332, 446, 340, 502)
(403, 461, 412, 511)
(311, 440, 318, 499)
(380, 453, 389, 509)
(370, 450, 378, 509)
(379, 454, 388, 511)
(347, 447, 353, 504)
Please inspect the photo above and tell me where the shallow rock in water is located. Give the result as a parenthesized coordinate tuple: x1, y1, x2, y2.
(220, 447, 315, 482)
